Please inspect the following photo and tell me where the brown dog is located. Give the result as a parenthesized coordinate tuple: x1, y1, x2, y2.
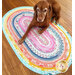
(18, 0, 61, 44)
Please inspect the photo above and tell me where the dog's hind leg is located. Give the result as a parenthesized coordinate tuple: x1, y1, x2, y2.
(52, 3, 61, 24)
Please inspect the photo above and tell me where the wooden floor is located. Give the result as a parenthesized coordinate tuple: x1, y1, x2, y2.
(2, 0, 72, 75)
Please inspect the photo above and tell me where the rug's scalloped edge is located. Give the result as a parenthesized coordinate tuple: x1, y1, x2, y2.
(2, 6, 72, 75)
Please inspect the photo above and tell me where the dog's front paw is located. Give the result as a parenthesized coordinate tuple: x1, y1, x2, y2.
(18, 39, 24, 45)
(38, 30, 43, 34)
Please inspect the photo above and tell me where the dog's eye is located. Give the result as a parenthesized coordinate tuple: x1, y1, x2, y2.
(37, 7, 40, 12)
(43, 8, 47, 12)
(43, 9, 47, 12)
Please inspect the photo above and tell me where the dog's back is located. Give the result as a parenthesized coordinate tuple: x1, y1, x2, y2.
(47, 0, 57, 4)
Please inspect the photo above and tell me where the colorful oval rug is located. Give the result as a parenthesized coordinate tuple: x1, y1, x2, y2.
(2, 6, 72, 75)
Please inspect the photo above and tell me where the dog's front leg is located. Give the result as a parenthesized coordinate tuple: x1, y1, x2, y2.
(18, 23, 34, 44)
(38, 24, 49, 34)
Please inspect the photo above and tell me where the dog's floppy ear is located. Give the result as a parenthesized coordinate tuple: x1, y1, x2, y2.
(48, 4, 52, 12)
(34, 4, 37, 11)
(33, 4, 38, 18)
(47, 4, 52, 22)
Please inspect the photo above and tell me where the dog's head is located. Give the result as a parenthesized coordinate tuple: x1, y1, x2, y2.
(34, 0, 52, 22)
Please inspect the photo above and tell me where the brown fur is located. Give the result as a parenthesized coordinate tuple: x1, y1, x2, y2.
(18, 0, 61, 44)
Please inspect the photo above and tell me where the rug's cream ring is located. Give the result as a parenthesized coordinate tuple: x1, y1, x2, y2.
(2, 6, 72, 75)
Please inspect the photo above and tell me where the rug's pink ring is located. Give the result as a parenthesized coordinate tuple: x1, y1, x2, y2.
(18, 16, 56, 53)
